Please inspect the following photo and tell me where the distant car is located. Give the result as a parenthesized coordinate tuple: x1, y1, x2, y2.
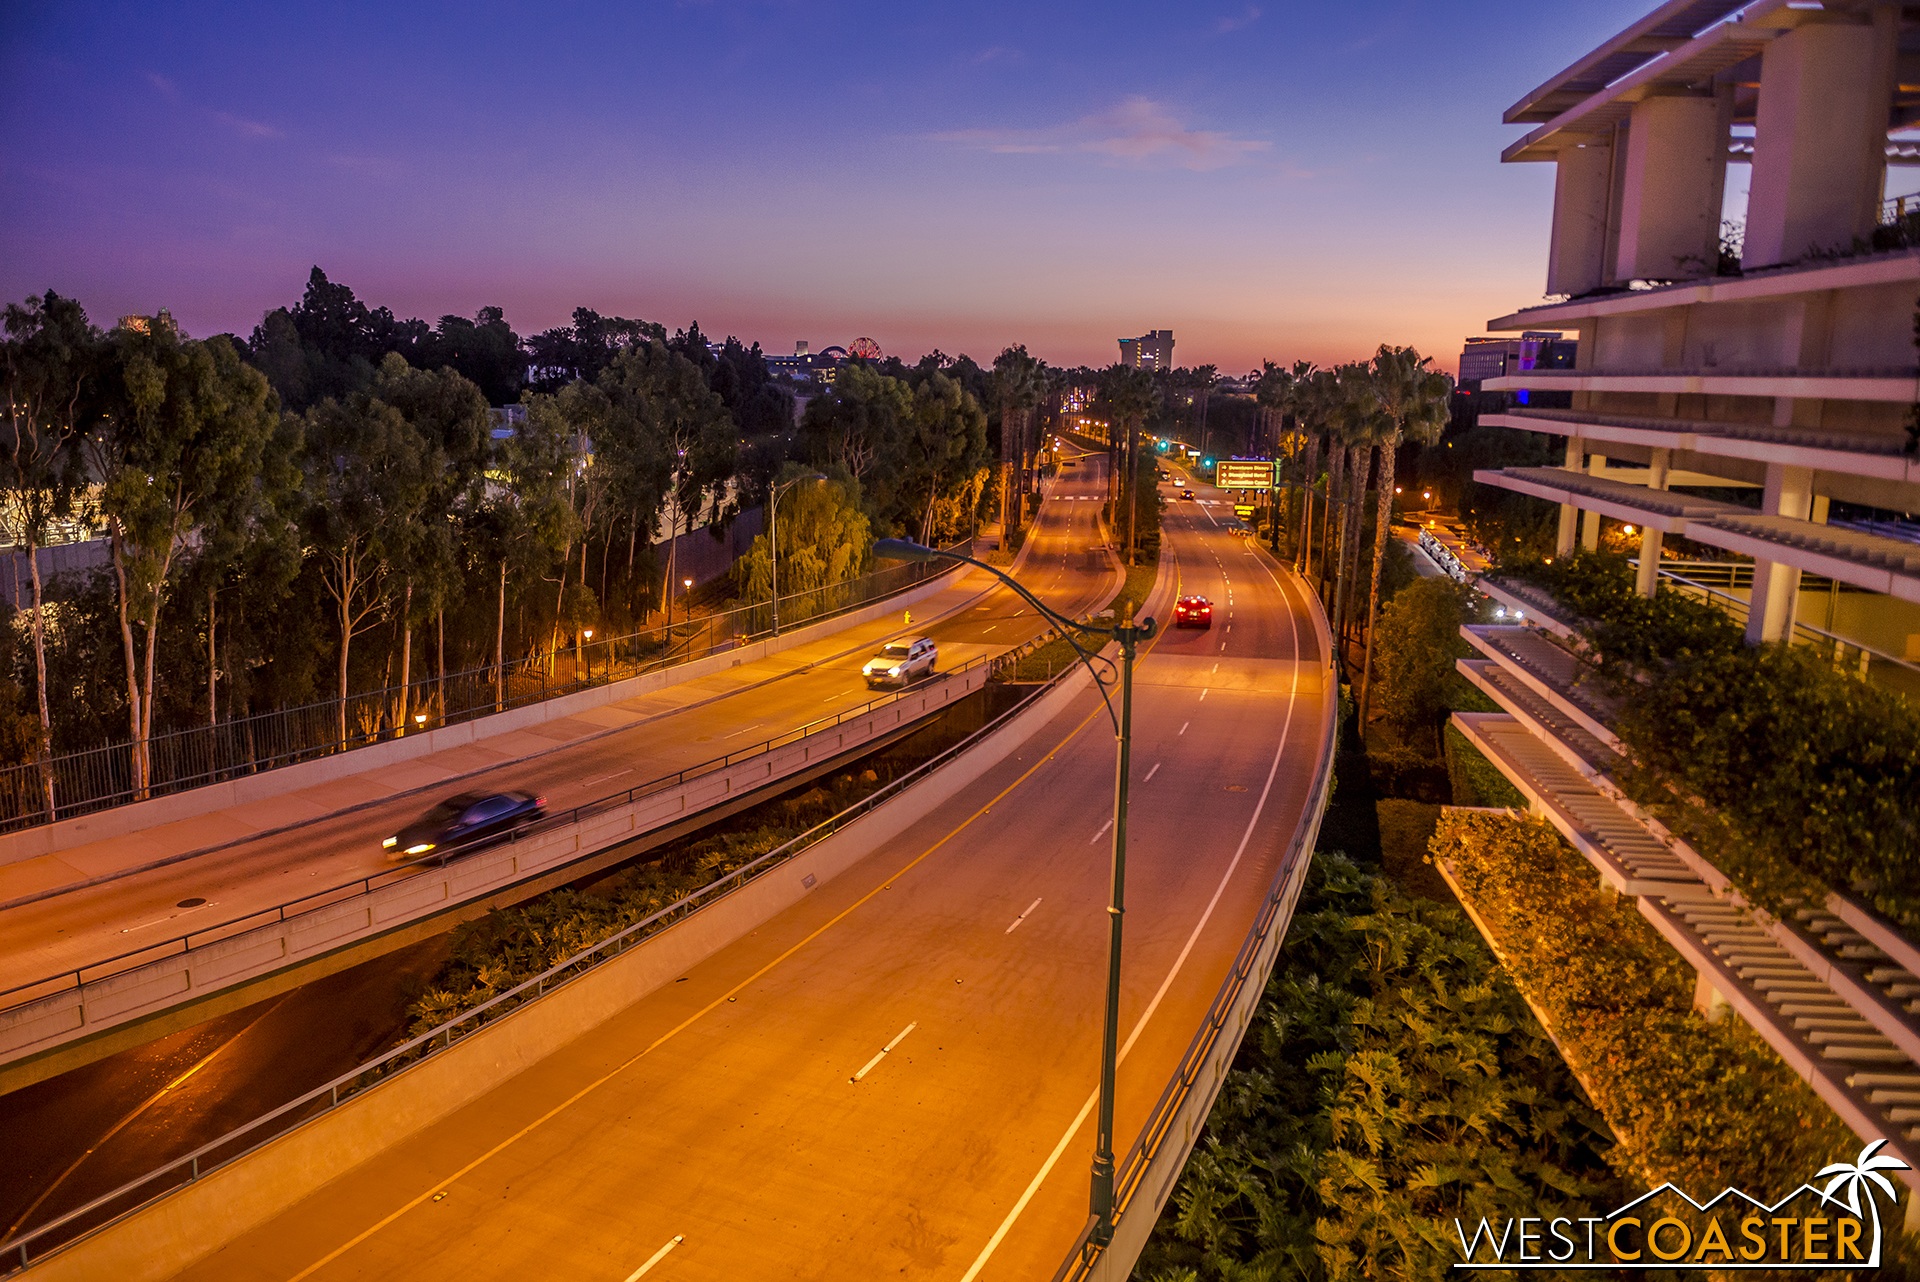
(383, 790, 546, 861)
(863, 636, 937, 688)
(1174, 596, 1213, 629)
(1180, 489, 1198, 501)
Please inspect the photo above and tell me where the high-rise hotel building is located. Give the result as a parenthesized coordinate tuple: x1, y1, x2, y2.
(1474, 0, 1920, 673)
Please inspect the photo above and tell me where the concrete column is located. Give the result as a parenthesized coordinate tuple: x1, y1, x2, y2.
(1580, 453, 1607, 551)
(1556, 437, 1582, 556)
(1745, 462, 1815, 643)
(1547, 138, 1613, 297)
(1617, 93, 1726, 280)
(1743, 20, 1885, 268)
(1637, 448, 1670, 597)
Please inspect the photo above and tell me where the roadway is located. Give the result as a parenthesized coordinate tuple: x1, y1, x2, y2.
(160, 461, 1333, 1280)
(0, 459, 1121, 1016)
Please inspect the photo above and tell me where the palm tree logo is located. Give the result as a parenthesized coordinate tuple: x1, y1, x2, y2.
(1816, 1139, 1909, 1266)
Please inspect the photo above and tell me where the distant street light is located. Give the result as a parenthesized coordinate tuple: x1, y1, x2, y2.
(873, 536, 1156, 1250)
(581, 628, 594, 681)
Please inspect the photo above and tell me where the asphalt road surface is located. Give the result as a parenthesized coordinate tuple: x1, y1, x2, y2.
(162, 461, 1333, 1281)
(0, 458, 1121, 1001)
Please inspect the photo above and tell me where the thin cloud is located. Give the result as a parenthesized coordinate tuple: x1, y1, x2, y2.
(146, 72, 179, 101)
(928, 97, 1269, 172)
(210, 109, 282, 140)
(968, 46, 1023, 65)
(1214, 5, 1261, 34)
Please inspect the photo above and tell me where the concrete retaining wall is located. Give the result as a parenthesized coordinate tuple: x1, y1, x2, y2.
(25, 625, 1103, 1282)
(0, 667, 989, 1070)
(0, 562, 968, 869)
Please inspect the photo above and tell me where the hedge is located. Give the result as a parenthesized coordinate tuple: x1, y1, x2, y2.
(1433, 810, 1859, 1199)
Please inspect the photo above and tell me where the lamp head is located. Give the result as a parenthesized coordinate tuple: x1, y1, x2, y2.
(874, 538, 938, 563)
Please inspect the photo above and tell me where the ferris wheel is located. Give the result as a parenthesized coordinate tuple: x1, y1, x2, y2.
(848, 337, 883, 360)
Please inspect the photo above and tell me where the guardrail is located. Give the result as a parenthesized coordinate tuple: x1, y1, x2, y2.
(0, 625, 1094, 1275)
(0, 652, 998, 1024)
(0, 547, 969, 836)
(1053, 585, 1339, 1280)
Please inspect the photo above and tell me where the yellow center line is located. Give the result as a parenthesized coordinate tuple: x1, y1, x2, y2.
(287, 667, 1136, 1281)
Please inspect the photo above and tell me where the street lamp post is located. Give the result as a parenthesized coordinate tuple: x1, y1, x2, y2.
(768, 473, 828, 636)
(873, 537, 1155, 1249)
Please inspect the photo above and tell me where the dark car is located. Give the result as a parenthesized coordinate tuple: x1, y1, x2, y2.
(383, 790, 546, 861)
(1174, 595, 1213, 628)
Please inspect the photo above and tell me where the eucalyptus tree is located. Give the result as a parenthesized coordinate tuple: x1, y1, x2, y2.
(1, 292, 101, 813)
(902, 371, 987, 544)
(481, 400, 573, 709)
(601, 340, 736, 619)
(1358, 346, 1453, 722)
(372, 354, 493, 717)
(1101, 364, 1158, 565)
(89, 326, 280, 795)
(990, 346, 1041, 536)
(301, 385, 441, 745)
(800, 363, 911, 523)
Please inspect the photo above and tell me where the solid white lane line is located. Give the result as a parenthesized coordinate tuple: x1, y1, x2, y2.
(1089, 817, 1114, 844)
(580, 769, 635, 787)
(1179, 721, 1189, 735)
(850, 1022, 918, 1083)
(1005, 898, 1044, 934)
(1142, 761, 1161, 783)
(961, 548, 1316, 1282)
(722, 724, 763, 738)
(623, 1236, 684, 1280)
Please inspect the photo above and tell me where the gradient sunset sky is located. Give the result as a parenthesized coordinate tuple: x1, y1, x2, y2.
(3, 1, 1660, 377)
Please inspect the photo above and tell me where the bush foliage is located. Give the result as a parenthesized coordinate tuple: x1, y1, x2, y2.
(1135, 851, 1620, 1282)
(1434, 811, 1858, 1196)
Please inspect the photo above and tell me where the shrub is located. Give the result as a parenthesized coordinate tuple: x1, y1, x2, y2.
(1368, 578, 1471, 730)
(1499, 551, 1741, 676)
(1135, 851, 1620, 1282)
(1434, 811, 1859, 1196)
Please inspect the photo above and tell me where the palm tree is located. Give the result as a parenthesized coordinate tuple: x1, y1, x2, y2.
(991, 346, 1041, 543)
(1273, 360, 1317, 558)
(1102, 364, 1157, 565)
(1358, 346, 1453, 723)
(1294, 368, 1335, 576)
(1817, 1139, 1908, 1267)
(1327, 364, 1386, 652)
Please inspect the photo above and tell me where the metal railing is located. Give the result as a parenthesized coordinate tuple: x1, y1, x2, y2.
(0, 649, 1002, 1020)
(1881, 194, 1920, 226)
(1653, 566, 1920, 697)
(0, 549, 967, 836)
(0, 625, 1087, 1275)
(1054, 625, 1340, 1281)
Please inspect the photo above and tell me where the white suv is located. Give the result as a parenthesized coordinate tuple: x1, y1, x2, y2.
(863, 636, 937, 688)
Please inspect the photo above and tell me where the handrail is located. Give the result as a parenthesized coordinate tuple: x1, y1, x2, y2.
(0, 649, 1012, 1017)
(0, 627, 1092, 1275)
(1654, 566, 1920, 677)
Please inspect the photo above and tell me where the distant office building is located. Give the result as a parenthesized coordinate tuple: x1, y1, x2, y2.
(1119, 330, 1175, 371)
(117, 308, 176, 336)
(1459, 332, 1576, 382)
(764, 342, 813, 381)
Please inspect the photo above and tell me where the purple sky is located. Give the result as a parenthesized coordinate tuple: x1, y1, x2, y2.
(2, 1, 1655, 375)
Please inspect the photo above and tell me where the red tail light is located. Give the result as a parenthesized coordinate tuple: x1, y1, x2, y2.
(535, 797, 547, 807)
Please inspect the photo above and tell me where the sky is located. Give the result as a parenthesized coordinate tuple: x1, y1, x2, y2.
(1, 1, 1659, 377)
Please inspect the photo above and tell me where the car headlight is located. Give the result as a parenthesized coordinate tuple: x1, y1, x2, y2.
(405, 843, 435, 855)
(383, 837, 397, 848)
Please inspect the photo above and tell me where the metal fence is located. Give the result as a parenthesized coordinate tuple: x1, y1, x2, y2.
(0, 549, 967, 836)
(0, 631, 1080, 1274)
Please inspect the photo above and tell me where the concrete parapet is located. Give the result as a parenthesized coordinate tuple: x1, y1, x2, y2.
(0, 666, 989, 1072)
(0, 563, 967, 871)
(20, 607, 1100, 1282)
